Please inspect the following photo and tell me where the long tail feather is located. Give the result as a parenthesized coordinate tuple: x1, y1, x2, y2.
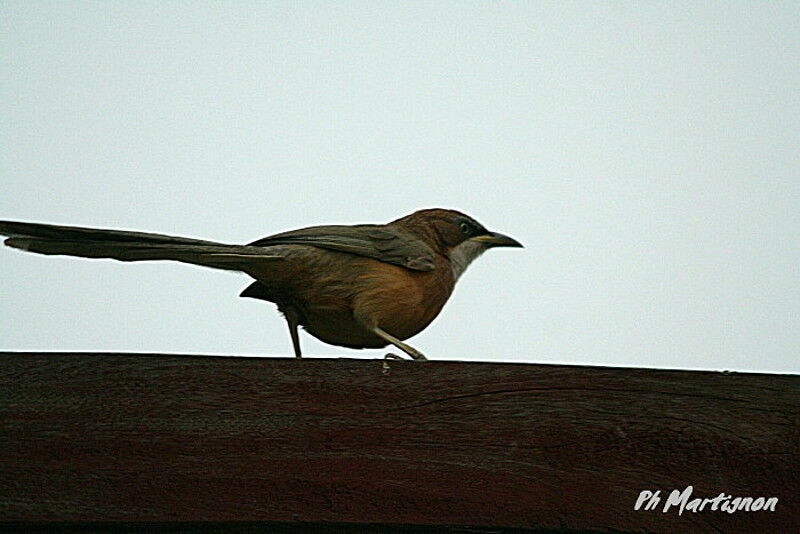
(0, 220, 219, 245)
(1, 221, 279, 271)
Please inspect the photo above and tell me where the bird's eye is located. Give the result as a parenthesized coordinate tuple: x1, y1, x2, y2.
(460, 222, 470, 234)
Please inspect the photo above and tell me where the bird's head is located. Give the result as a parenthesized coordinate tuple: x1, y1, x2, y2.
(391, 208, 523, 279)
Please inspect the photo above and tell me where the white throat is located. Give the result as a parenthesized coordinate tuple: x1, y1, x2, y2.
(449, 240, 489, 280)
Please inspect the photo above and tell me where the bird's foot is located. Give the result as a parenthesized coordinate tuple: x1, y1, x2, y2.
(383, 351, 428, 361)
(409, 350, 428, 361)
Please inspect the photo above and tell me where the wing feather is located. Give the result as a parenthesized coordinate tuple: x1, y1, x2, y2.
(248, 224, 436, 271)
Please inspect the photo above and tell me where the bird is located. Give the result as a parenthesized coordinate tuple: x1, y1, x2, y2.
(0, 209, 522, 360)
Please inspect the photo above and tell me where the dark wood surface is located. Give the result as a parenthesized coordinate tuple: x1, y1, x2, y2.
(0, 353, 797, 533)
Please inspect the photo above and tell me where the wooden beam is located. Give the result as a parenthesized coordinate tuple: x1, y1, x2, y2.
(0, 353, 797, 532)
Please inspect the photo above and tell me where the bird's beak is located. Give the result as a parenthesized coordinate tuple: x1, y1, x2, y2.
(471, 231, 523, 248)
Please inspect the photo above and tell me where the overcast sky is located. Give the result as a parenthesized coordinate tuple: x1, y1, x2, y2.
(2, 2, 798, 373)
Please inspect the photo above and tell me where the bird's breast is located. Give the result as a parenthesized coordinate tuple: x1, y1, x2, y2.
(248, 247, 456, 348)
(349, 256, 455, 341)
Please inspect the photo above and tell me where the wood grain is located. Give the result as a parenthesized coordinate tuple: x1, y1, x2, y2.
(0, 353, 797, 533)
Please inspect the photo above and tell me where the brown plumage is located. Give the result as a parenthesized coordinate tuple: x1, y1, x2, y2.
(0, 208, 522, 360)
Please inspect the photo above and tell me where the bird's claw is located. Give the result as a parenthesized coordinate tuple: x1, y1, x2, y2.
(383, 351, 428, 361)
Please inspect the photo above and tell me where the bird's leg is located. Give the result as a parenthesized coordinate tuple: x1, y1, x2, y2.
(284, 308, 302, 358)
(371, 326, 428, 361)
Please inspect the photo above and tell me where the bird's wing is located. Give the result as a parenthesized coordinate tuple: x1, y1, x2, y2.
(248, 224, 436, 271)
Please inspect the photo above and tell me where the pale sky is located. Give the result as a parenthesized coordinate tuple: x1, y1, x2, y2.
(2, 2, 798, 373)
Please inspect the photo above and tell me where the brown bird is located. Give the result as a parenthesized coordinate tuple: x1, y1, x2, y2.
(0, 209, 522, 360)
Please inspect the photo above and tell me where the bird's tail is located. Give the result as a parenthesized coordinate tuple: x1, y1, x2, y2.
(0, 220, 279, 271)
